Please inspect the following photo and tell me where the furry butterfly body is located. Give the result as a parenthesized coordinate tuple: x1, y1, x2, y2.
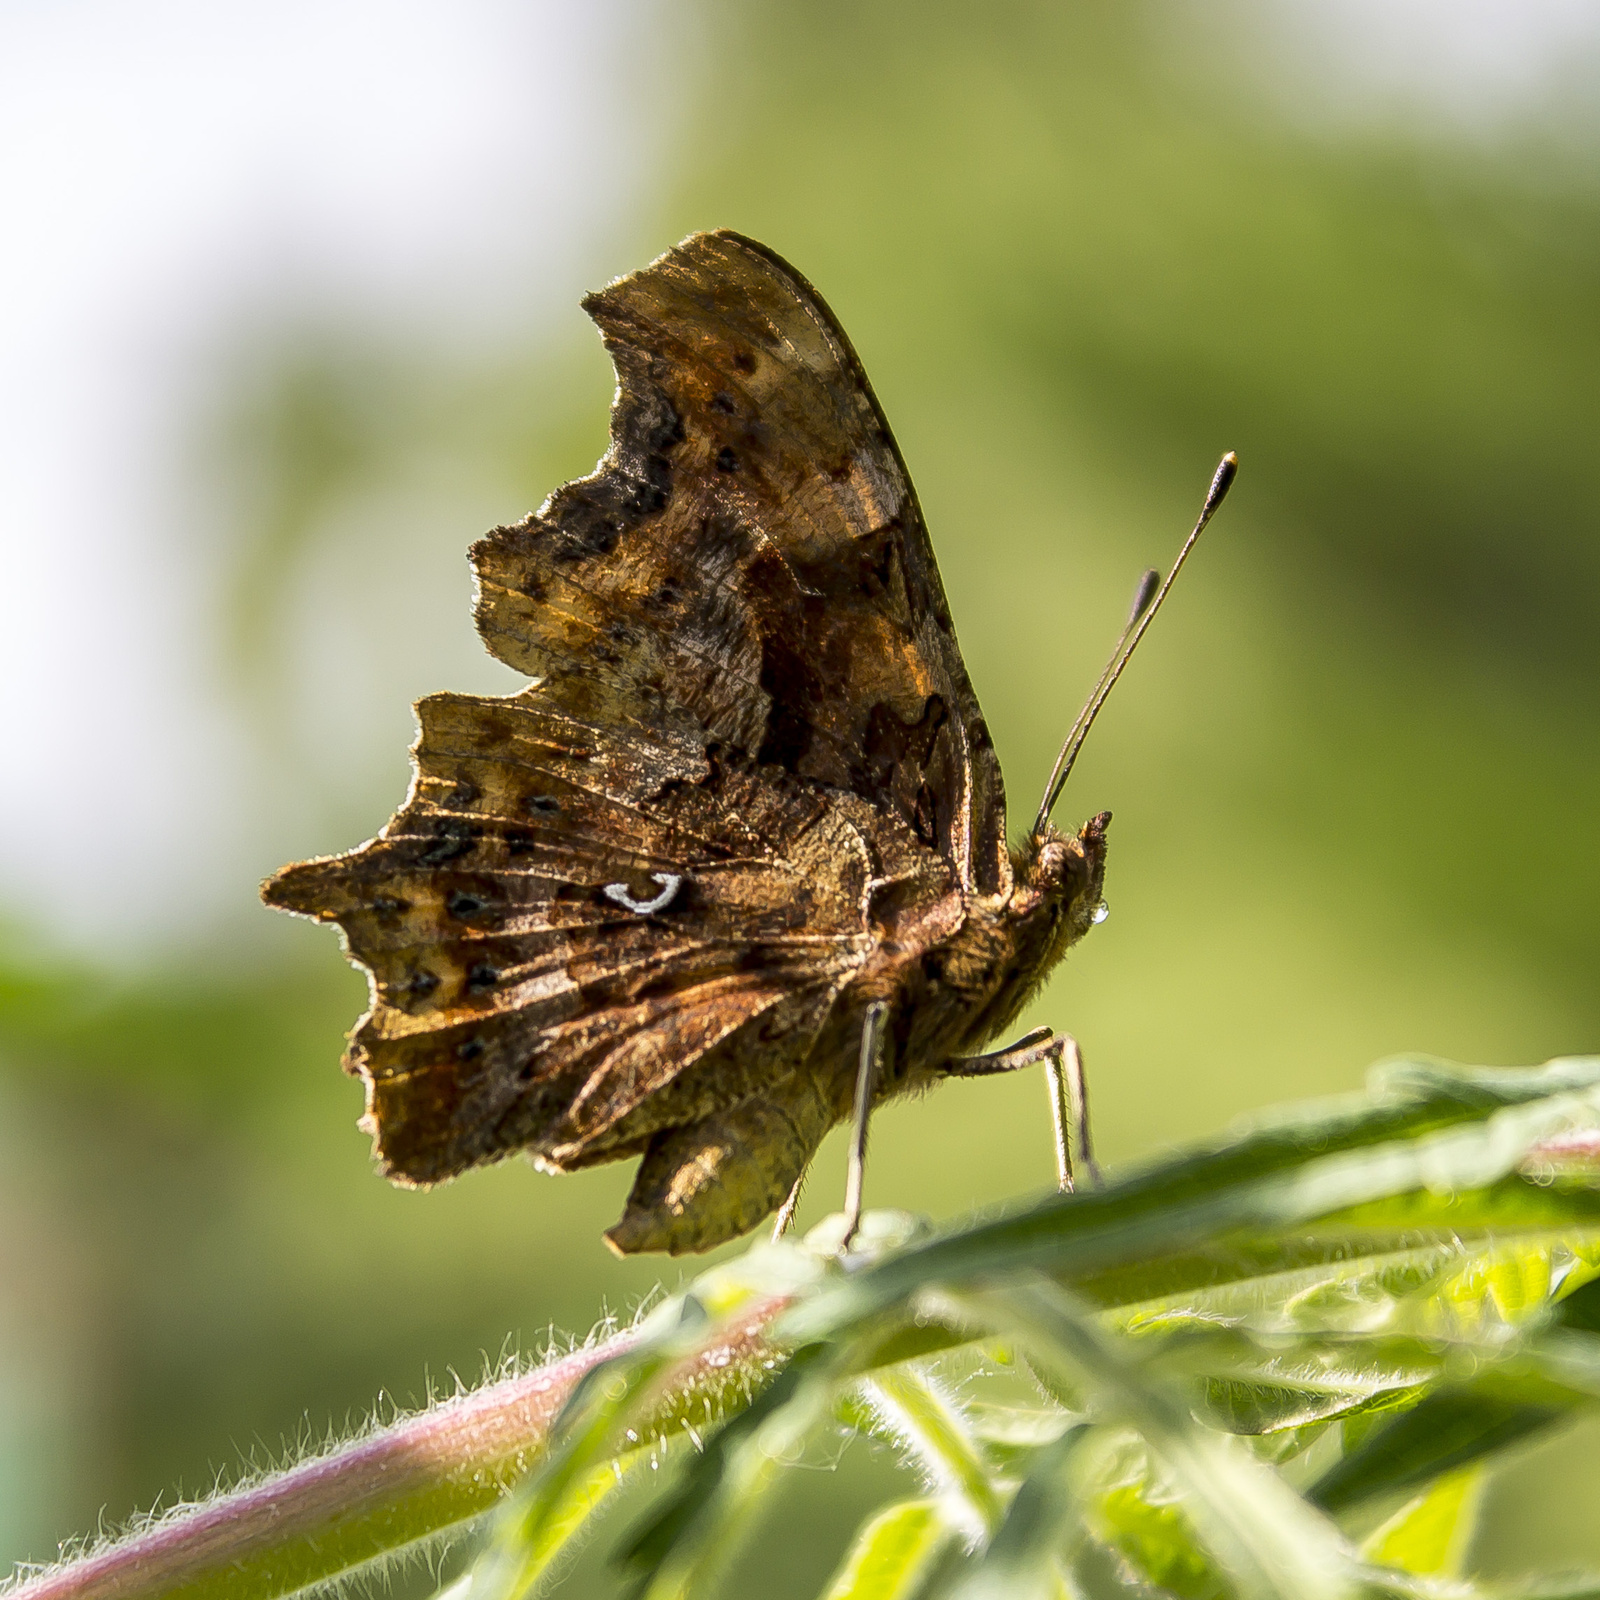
(265, 231, 1117, 1253)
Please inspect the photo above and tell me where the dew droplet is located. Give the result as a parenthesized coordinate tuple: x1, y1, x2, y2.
(1090, 900, 1109, 925)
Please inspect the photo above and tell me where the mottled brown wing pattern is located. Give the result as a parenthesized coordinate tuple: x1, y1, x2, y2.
(472, 230, 1010, 896)
(265, 230, 1008, 1253)
(264, 690, 883, 1185)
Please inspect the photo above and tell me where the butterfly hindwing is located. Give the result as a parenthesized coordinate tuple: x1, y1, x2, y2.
(263, 690, 889, 1191)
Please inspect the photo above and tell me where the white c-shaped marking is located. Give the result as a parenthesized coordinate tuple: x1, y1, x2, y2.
(602, 872, 683, 915)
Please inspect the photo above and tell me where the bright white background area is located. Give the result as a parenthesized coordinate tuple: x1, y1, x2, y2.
(0, 0, 677, 951)
(1250, 0, 1600, 135)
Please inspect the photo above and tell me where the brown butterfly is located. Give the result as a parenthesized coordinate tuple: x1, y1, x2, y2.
(263, 230, 1235, 1255)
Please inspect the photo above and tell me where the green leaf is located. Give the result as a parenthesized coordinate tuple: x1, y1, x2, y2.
(783, 1059, 1600, 1348)
(467, 1290, 729, 1600)
(1309, 1390, 1566, 1514)
(615, 1341, 845, 1600)
(1130, 1323, 1446, 1435)
(1079, 1184, 1600, 1324)
(1089, 1451, 1234, 1600)
(819, 1499, 958, 1600)
(963, 1279, 1364, 1600)
(942, 1423, 1092, 1600)
(1310, 1326, 1600, 1512)
(452, 1451, 647, 1600)
(1553, 1271, 1600, 1332)
(851, 1368, 1006, 1538)
(1246, 1419, 1332, 1466)
(963, 1402, 1081, 1474)
(1360, 1466, 1485, 1577)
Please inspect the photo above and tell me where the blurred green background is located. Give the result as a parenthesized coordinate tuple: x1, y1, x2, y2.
(3, 0, 1598, 1589)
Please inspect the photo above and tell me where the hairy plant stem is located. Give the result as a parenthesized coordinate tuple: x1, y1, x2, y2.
(7, 1298, 792, 1600)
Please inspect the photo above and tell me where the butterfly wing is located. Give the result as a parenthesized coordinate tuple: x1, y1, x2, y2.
(266, 231, 1002, 1251)
(264, 691, 880, 1187)
(473, 229, 1010, 896)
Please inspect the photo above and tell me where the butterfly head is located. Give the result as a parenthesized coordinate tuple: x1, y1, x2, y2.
(1016, 810, 1111, 952)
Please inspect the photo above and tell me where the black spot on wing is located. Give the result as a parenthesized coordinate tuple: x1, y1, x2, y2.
(544, 383, 683, 563)
(503, 826, 539, 857)
(413, 819, 480, 867)
(393, 969, 439, 1011)
(445, 879, 505, 928)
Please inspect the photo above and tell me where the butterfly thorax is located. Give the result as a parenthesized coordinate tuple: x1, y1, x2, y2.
(863, 810, 1110, 1092)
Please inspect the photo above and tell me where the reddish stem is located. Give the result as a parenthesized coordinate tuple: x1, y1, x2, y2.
(8, 1300, 788, 1600)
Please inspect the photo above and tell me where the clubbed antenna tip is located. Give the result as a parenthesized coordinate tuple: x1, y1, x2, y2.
(1205, 452, 1238, 517)
(1033, 452, 1239, 836)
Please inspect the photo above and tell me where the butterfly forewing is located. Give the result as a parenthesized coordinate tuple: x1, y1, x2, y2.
(472, 230, 1009, 894)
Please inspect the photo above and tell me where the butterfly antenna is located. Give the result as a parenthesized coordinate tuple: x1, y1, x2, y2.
(1032, 452, 1237, 837)
(1033, 565, 1160, 836)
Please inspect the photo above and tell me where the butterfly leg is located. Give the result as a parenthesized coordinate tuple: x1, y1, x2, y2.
(772, 1169, 807, 1241)
(947, 1029, 1101, 1193)
(840, 1001, 889, 1252)
(947, 1026, 1056, 1075)
(1045, 1034, 1101, 1193)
